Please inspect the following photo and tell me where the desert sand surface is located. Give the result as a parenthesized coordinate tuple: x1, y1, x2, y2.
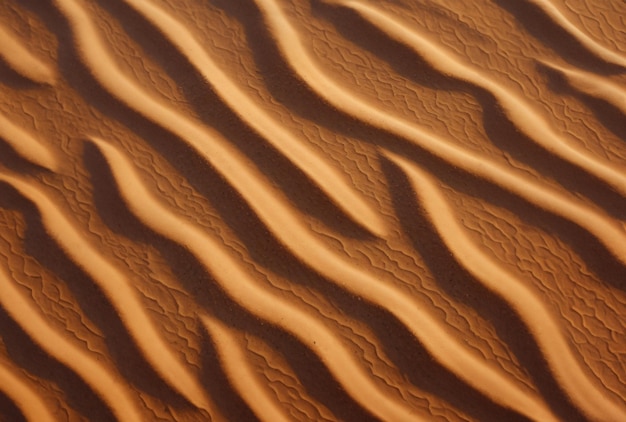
(0, 0, 625, 420)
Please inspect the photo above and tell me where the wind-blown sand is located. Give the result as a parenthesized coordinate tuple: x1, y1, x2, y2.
(0, 0, 625, 420)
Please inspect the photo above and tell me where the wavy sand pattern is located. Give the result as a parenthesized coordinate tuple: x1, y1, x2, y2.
(0, 0, 624, 420)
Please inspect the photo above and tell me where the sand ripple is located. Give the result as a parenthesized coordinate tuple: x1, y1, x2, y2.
(0, 0, 625, 420)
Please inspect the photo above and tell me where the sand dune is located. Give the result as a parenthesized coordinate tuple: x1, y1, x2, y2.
(0, 0, 625, 420)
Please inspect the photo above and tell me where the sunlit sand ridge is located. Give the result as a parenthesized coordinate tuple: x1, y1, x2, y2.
(0, 360, 54, 422)
(0, 0, 625, 420)
(0, 23, 56, 85)
(525, 0, 626, 68)
(540, 60, 626, 115)
(0, 113, 57, 171)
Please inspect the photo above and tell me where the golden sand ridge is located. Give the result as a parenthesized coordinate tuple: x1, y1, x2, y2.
(0, 0, 625, 420)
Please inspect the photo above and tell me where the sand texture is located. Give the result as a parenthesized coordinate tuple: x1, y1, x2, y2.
(0, 0, 625, 420)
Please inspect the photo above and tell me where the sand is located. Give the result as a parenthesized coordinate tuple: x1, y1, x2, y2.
(0, 0, 625, 420)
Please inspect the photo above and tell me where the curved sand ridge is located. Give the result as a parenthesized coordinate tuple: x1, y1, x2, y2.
(0, 0, 625, 420)
(525, 0, 626, 68)
(0, 361, 54, 422)
(0, 23, 56, 85)
(0, 113, 57, 171)
(201, 315, 293, 422)
(540, 60, 626, 115)
(387, 151, 626, 422)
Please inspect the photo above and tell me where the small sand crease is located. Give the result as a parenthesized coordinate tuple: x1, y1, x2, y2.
(0, 23, 56, 85)
(0, 171, 212, 415)
(387, 151, 626, 422)
(334, 0, 626, 198)
(1, 0, 626, 419)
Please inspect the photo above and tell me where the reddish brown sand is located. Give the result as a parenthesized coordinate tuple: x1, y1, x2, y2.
(0, 0, 625, 420)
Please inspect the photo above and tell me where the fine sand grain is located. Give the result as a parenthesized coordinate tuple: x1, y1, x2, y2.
(0, 0, 625, 421)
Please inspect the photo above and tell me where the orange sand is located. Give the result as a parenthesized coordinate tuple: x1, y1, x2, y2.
(0, 0, 625, 420)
